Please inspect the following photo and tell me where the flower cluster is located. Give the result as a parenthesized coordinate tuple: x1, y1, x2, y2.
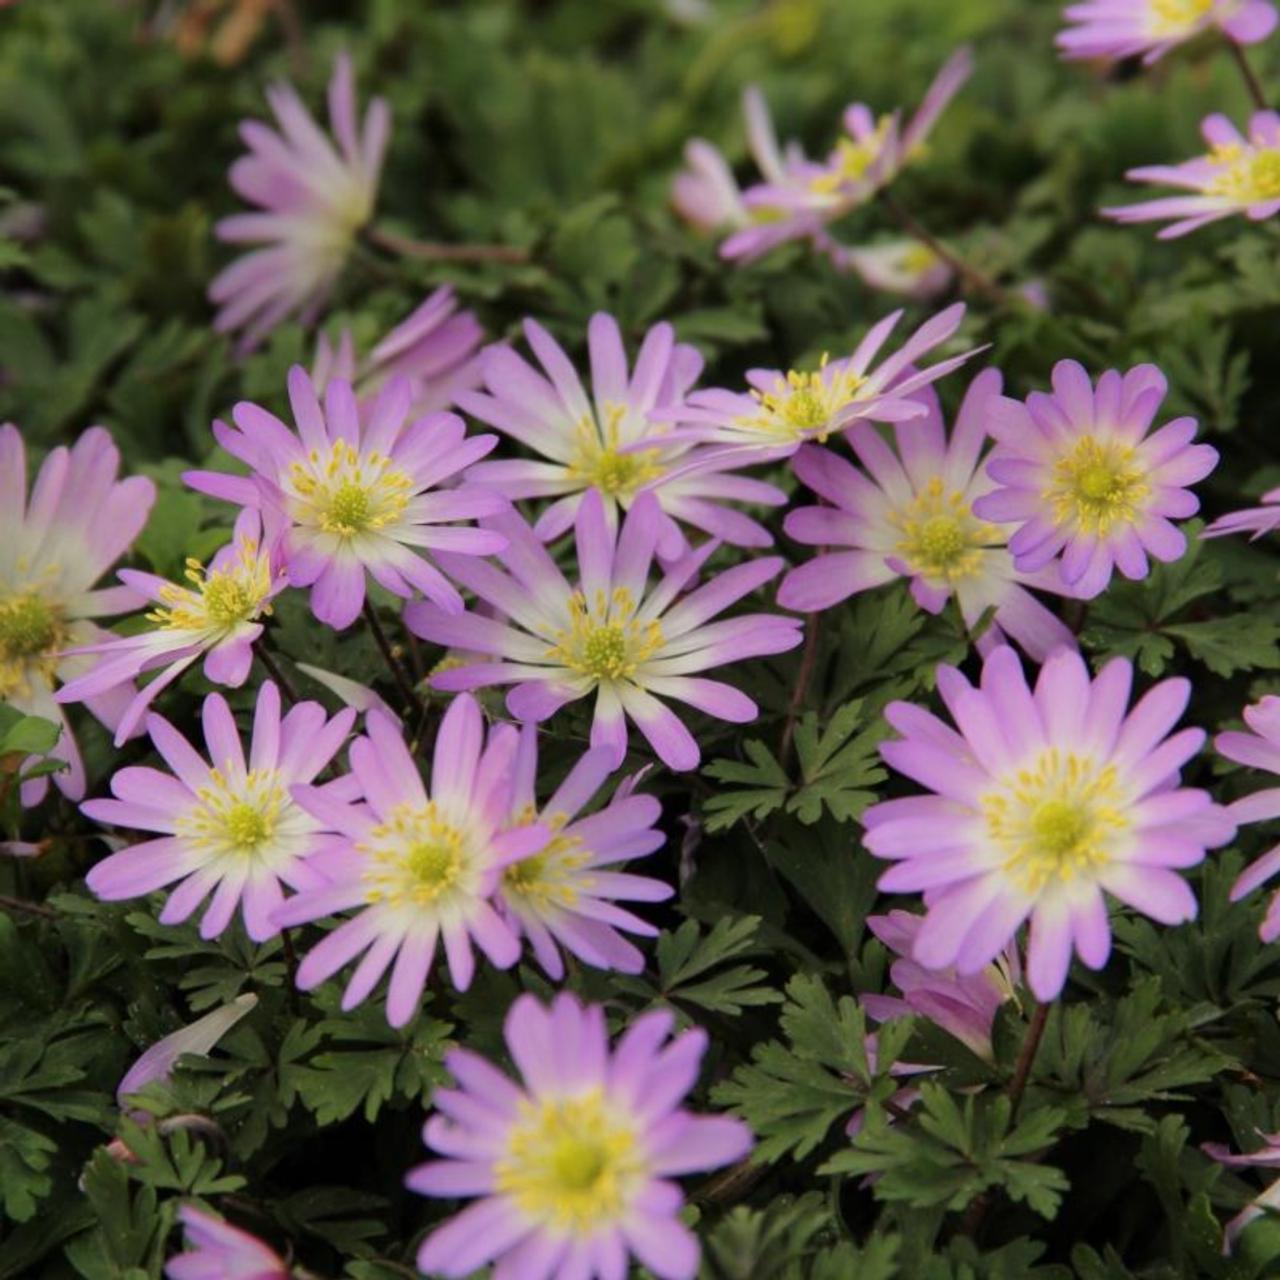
(14, 18, 1280, 1276)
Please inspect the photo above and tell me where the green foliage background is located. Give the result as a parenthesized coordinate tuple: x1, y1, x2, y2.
(6, 0, 1280, 1276)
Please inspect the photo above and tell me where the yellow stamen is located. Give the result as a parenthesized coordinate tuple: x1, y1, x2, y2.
(889, 477, 1002, 584)
(0, 590, 66, 700)
(177, 767, 286, 860)
(735, 354, 867, 442)
(1044, 437, 1148, 537)
(810, 116, 895, 195)
(503, 814, 592, 909)
(287, 441, 413, 537)
(565, 403, 666, 501)
(146, 541, 275, 635)
(358, 802, 471, 908)
(494, 1090, 646, 1235)
(546, 588, 662, 683)
(1206, 141, 1280, 204)
(982, 749, 1128, 896)
(1149, 0, 1215, 37)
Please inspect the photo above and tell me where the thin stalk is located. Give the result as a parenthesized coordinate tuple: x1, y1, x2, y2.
(879, 192, 1007, 305)
(1007, 1001, 1050, 1120)
(363, 601, 425, 720)
(779, 613, 822, 763)
(365, 225, 530, 266)
(0, 892, 56, 919)
(255, 642, 299, 705)
(1227, 38, 1269, 112)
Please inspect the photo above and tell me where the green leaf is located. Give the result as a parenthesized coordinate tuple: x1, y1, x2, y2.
(824, 1086, 1070, 1220)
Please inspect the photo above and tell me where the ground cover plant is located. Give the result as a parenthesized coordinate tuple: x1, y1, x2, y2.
(11, 0, 1280, 1276)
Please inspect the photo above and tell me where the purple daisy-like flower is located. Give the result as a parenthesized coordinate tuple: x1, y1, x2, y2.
(0, 424, 155, 804)
(312, 285, 485, 420)
(165, 1204, 291, 1280)
(56, 509, 285, 745)
(185, 365, 507, 630)
(1203, 1130, 1280, 1254)
(408, 992, 752, 1280)
(460, 313, 784, 556)
(210, 52, 390, 353)
(406, 490, 803, 772)
(663, 303, 976, 466)
(863, 645, 1235, 1001)
(721, 50, 973, 264)
(673, 86, 830, 260)
(862, 911, 1019, 1063)
(82, 682, 355, 941)
(778, 371, 1076, 661)
(1203, 485, 1280, 540)
(1057, 0, 1276, 65)
(499, 728, 671, 978)
(275, 694, 551, 1026)
(1215, 696, 1280, 941)
(1103, 112, 1280, 238)
(971, 360, 1219, 599)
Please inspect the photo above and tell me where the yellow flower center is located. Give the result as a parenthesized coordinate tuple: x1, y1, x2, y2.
(0, 590, 66, 700)
(177, 767, 286, 859)
(1045, 437, 1149, 537)
(736, 355, 867, 442)
(147, 542, 275, 636)
(287, 441, 412, 538)
(494, 1090, 646, 1235)
(810, 116, 895, 196)
(565, 403, 667, 501)
(358, 802, 470, 908)
(982, 749, 1129, 896)
(1149, 0, 1215, 36)
(547, 588, 663, 684)
(901, 243, 941, 274)
(891, 477, 1001, 583)
(503, 818, 592, 909)
(1206, 142, 1280, 203)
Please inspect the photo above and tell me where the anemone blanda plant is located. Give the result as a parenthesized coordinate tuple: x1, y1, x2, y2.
(1203, 484, 1280, 539)
(459, 312, 785, 556)
(716, 49, 974, 264)
(185, 365, 507, 629)
(312, 284, 485, 420)
(408, 992, 752, 1280)
(1057, 0, 1277, 65)
(498, 726, 671, 979)
(1215, 696, 1280, 942)
(56, 509, 284, 746)
(0, 424, 155, 804)
(862, 645, 1235, 1000)
(210, 51, 390, 353)
(406, 490, 804, 771)
(1202, 1130, 1280, 1254)
(777, 371, 1076, 661)
(1103, 112, 1280, 238)
(275, 694, 551, 1026)
(661, 303, 976, 466)
(971, 360, 1219, 599)
(82, 682, 355, 942)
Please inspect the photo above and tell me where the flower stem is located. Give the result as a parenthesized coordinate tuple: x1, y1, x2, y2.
(365, 225, 530, 266)
(1007, 1000, 1050, 1120)
(1227, 38, 1269, 112)
(779, 612, 822, 763)
(878, 192, 1007, 305)
(0, 892, 56, 919)
(254, 642, 299, 705)
(960, 1000, 1051, 1238)
(363, 601, 425, 720)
